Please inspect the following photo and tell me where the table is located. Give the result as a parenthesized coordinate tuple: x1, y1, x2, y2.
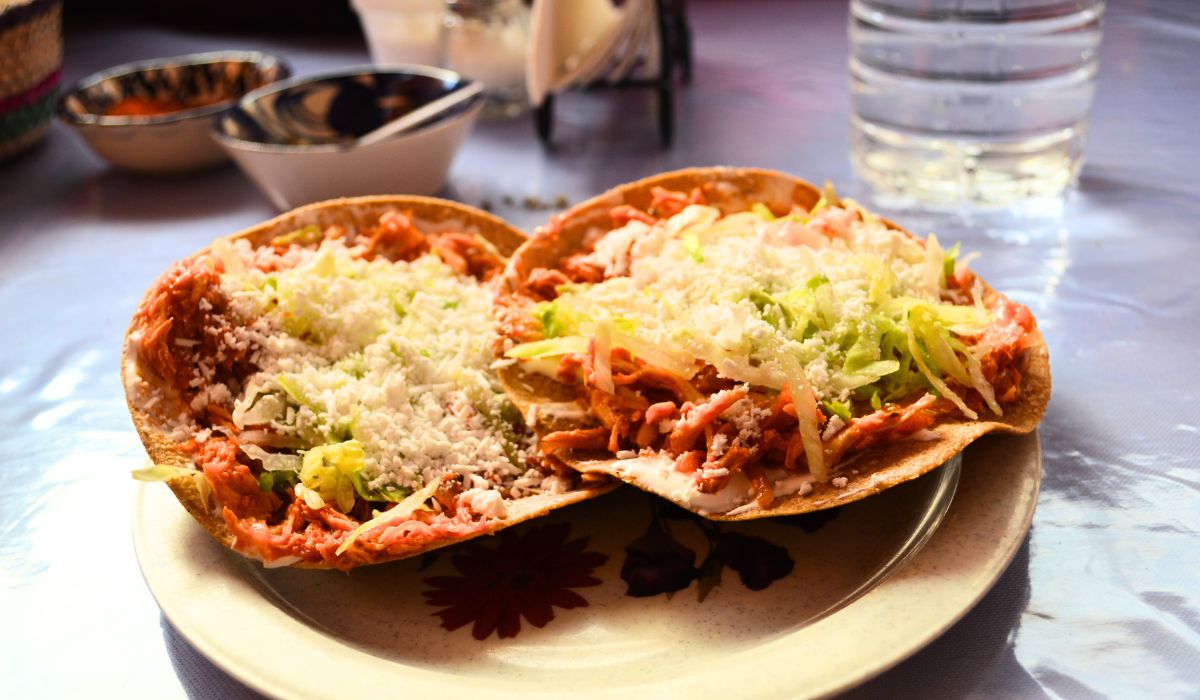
(3, 1, 1198, 697)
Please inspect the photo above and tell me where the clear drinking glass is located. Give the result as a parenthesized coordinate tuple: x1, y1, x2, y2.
(352, 0, 446, 66)
(441, 0, 530, 119)
(849, 0, 1105, 208)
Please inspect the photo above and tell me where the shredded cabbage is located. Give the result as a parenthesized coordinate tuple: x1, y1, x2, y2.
(232, 389, 286, 428)
(905, 323, 977, 420)
(592, 316, 615, 394)
(505, 336, 589, 359)
(782, 355, 826, 481)
(823, 399, 852, 421)
(240, 443, 302, 473)
(335, 476, 445, 555)
(513, 194, 1002, 428)
(270, 225, 323, 247)
(751, 202, 776, 221)
(533, 300, 579, 339)
(299, 440, 367, 513)
(132, 462, 211, 509)
(258, 469, 297, 492)
(682, 231, 704, 262)
(131, 463, 193, 481)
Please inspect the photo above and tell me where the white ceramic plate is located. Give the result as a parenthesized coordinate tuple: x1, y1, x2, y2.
(133, 433, 1039, 699)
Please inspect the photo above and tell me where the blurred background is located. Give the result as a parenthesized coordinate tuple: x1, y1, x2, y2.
(64, 0, 364, 33)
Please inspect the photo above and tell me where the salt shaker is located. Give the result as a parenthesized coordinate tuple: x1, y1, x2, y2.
(441, 0, 529, 118)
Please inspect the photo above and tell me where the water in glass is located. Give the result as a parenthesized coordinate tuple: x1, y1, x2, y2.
(849, 0, 1104, 207)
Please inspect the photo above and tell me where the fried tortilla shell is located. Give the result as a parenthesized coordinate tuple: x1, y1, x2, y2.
(124, 196, 614, 569)
(496, 167, 1051, 520)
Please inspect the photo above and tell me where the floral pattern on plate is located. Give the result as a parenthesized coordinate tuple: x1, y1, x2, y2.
(420, 494, 842, 639)
(423, 523, 607, 640)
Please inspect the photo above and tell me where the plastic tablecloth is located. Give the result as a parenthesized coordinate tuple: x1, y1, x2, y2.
(3, 1, 1197, 697)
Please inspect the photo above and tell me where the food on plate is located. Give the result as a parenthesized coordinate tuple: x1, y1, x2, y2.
(494, 167, 1050, 519)
(123, 197, 614, 569)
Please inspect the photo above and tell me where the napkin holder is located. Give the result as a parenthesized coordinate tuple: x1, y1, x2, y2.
(527, 0, 691, 148)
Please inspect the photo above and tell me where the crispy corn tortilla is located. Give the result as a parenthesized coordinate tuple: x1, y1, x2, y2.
(496, 167, 1051, 520)
(124, 196, 614, 569)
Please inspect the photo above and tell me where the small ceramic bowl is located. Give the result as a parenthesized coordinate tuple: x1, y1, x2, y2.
(212, 66, 484, 210)
(57, 51, 290, 174)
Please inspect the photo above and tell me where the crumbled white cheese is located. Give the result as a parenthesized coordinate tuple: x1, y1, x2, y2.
(709, 433, 728, 459)
(578, 219, 652, 276)
(213, 239, 545, 498)
(822, 415, 846, 441)
(539, 474, 573, 494)
(721, 396, 770, 447)
(539, 204, 946, 401)
(458, 488, 508, 519)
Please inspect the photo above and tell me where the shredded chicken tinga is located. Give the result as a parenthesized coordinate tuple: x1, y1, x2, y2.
(496, 168, 1050, 519)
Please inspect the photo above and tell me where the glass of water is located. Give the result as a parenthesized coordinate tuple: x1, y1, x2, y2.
(849, 0, 1105, 208)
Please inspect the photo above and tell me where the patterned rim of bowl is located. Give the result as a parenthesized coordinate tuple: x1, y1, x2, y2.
(56, 50, 291, 127)
(211, 64, 483, 155)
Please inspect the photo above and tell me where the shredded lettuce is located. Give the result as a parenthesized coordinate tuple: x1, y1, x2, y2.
(747, 272, 993, 419)
(233, 387, 287, 429)
(943, 242, 961, 282)
(270, 225, 323, 247)
(924, 233, 947, 293)
(905, 323, 977, 419)
(781, 355, 826, 481)
(132, 463, 211, 509)
(841, 197, 883, 227)
(533, 301, 567, 339)
(532, 295, 608, 339)
(131, 463, 193, 482)
(241, 443, 302, 473)
(348, 472, 410, 503)
(299, 440, 366, 513)
(821, 180, 841, 208)
(823, 399, 852, 421)
(751, 202, 776, 221)
(592, 316, 615, 394)
(259, 469, 298, 492)
(748, 290, 796, 331)
(802, 181, 841, 223)
(611, 329, 698, 379)
(682, 231, 704, 262)
(505, 336, 590, 359)
(507, 330, 696, 380)
(517, 192, 1002, 426)
(336, 476, 445, 555)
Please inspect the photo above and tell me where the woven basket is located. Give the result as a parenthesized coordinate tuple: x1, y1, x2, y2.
(0, 0, 62, 160)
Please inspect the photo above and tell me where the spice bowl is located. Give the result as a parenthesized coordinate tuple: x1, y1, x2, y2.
(212, 66, 484, 209)
(57, 51, 290, 174)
